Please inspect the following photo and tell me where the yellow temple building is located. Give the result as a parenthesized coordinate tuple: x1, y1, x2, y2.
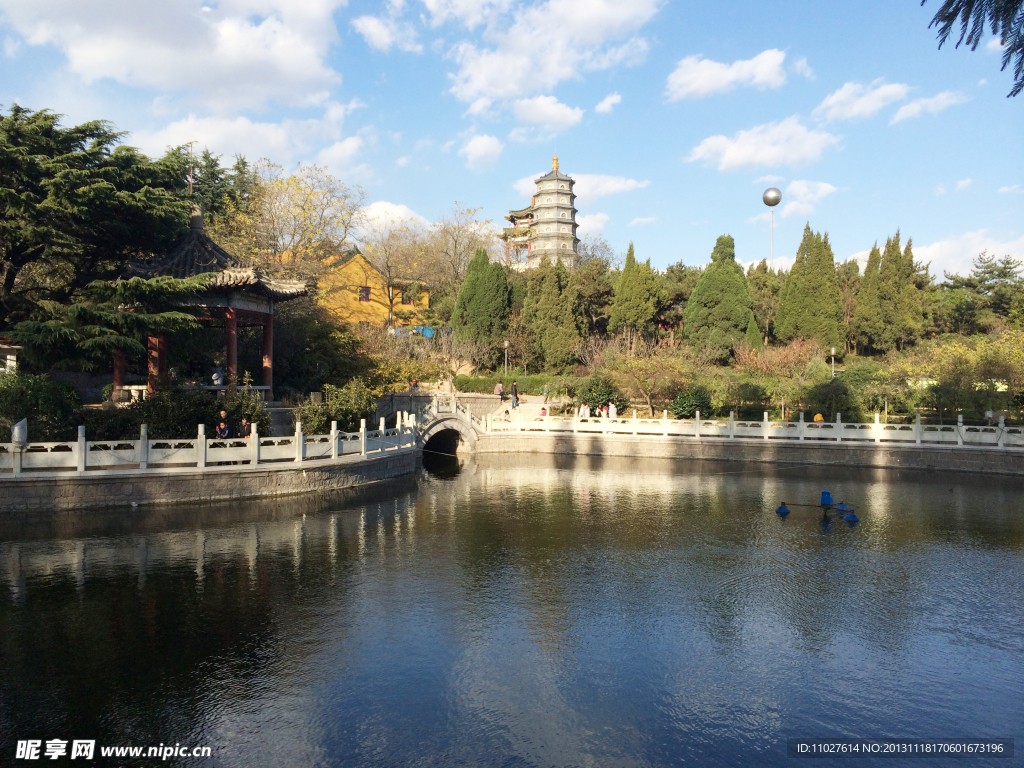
(319, 249, 430, 328)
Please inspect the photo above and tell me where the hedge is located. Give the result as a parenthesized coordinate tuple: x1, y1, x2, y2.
(453, 375, 579, 397)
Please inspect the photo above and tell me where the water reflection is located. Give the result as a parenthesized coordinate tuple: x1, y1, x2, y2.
(0, 456, 1022, 766)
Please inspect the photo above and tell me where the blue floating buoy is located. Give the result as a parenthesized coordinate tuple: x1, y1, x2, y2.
(776, 502, 791, 517)
(844, 513, 859, 524)
(835, 501, 851, 513)
(820, 490, 833, 505)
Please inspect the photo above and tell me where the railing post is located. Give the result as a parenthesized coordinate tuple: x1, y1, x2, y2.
(139, 423, 149, 469)
(695, 410, 701, 440)
(360, 419, 367, 456)
(874, 412, 881, 444)
(76, 425, 87, 473)
(763, 411, 769, 440)
(251, 423, 260, 464)
(11, 419, 26, 476)
(915, 413, 922, 444)
(330, 420, 339, 459)
(662, 410, 668, 436)
(197, 424, 207, 469)
(729, 411, 735, 439)
(957, 414, 964, 445)
(379, 417, 386, 451)
(798, 411, 805, 441)
(998, 414, 1006, 448)
(836, 413, 842, 442)
(294, 421, 304, 462)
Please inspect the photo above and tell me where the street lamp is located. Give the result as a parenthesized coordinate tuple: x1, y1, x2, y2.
(830, 347, 837, 379)
(504, 340, 509, 377)
(762, 187, 782, 270)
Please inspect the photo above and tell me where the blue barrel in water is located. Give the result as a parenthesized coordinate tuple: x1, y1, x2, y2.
(821, 490, 834, 506)
(776, 503, 791, 517)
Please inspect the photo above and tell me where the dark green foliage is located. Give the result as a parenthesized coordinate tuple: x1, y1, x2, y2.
(836, 258, 861, 352)
(609, 243, 663, 337)
(0, 105, 189, 327)
(523, 257, 586, 372)
(661, 261, 703, 329)
(683, 235, 753, 358)
(745, 312, 764, 349)
(451, 249, 511, 354)
(746, 259, 785, 343)
(0, 374, 81, 441)
(775, 225, 843, 348)
(571, 248, 615, 335)
(295, 379, 377, 434)
(944, 251, 1024, 328)
(453, 374, 576, 397)
(877, 233, 921, 351)
(671, 385, 713, 418)
(851, 244, 883, 351)
(574, 375, 628, 412)
(803, 380, 862, 421)
(923, 0, 1024, 97)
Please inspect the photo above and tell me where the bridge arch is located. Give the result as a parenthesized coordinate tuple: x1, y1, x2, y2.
(420, 415, 478, 455)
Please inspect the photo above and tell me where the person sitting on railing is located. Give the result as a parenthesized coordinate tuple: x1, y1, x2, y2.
(813, 413, 824, 423)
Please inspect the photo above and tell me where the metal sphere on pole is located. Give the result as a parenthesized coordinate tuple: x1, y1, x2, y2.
(762, 187, 782, 270)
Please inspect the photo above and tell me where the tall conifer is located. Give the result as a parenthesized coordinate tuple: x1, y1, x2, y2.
(851, 244, 883, 352)
(775, 224, 842, 348)
(451, 249, 510, 348)
(682, 234, 754, 357)
(609, 242, 663, 345)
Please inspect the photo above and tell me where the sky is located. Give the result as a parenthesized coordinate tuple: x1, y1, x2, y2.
(1, 0, 1022, 277)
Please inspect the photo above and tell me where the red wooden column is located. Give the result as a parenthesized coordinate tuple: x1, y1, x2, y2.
(226, 307, 238, 385)
(262, 314, 274, 402)
(147, 336, 159, 393)
(112, 349, 125, 400)
(158, 334, 168, 378)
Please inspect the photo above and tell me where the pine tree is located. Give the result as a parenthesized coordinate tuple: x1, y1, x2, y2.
(851, 244, 882, 352)
(451, 249, 510, 349)
(746, 259, 785, 343)
(745, 311, 764, 348)
(876, 232, 921, 351)
(682, 234, 754, 358)
(608, 242, 663, 348)
(774, 224, 842, 348)
(523, 256, 585, 371)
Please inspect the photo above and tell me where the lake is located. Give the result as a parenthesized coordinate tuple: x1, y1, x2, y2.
(1, 454, 1022, 766)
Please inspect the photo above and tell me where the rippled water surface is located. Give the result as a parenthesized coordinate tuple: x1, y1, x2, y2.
(1, 455, 1023, 766)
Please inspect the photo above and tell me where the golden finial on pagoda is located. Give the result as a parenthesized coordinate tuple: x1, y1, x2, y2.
(552, 154, 559, 171)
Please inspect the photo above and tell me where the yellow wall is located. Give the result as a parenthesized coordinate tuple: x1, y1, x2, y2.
(319, 251, 429, 327)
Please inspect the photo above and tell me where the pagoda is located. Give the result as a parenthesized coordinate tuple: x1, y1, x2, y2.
(500, 155, 579, 270)
(128, 207, 307, 400)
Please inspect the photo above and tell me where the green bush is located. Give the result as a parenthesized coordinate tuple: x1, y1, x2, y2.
(295, 378, 377, 434)
(0, 374, 82, 441)
(802, 379, 862, 421)
(453, 374, 576, 397)
(671, 385, 713, 419)
(574, 376, 628, 412)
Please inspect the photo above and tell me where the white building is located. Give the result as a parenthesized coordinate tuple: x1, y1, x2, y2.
(500, 155, 579, 270)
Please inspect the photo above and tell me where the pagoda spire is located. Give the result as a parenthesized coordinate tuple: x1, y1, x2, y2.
(552, 154, 559, 171)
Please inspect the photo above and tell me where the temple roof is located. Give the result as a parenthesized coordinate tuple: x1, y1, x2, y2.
(130, 208, 308, 301)
(535, 169, 573, 183)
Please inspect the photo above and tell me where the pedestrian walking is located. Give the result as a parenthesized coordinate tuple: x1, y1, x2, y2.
(510, 380, 519, 409)
(495, 381, 505, 402)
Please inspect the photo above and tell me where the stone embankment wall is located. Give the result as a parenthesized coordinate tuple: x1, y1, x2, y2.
(0, 449, 419, 517)
(476, 432, 1024, 477)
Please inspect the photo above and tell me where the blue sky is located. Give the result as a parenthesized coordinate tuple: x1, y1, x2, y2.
(1, 0, 1022, 276)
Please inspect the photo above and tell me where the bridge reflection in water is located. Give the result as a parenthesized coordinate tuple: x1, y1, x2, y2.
(1, 455, 1023, 767)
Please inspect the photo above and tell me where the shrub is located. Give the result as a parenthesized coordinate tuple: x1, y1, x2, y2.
(296, 378, 377, 434)
(0, 374, 82, 441)
(453, 374, 576, 397)
(574, 376, 628, 412)
(803, 379, 862, 421)
(671, 385, 713, 419)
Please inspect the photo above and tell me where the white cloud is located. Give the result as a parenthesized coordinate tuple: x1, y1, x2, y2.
(986, 38, 1004, 52)
(753, 175, 785, 185)
(793, 56, 814, 79)
(780, 179, 837, 218)
(132, 100, 362, 165)
(688, 116, 839, 171)
(446, 0, 659, 105)
(936, 184, 947, 196)
(956, 178, 972, 191)
(812, 79, 909, 122)
(3, 35, 20, 57)
(421, 0, 512, 29)
(395, 156, 409, 167)
(361, 200, 430, 227)
(999, 184, 1023, 194)
(511, 95, 584, 131)
(576, 212, 609, 235)
(629, 217, 656, 226)
(916, 230, 1024, 277)
(317, 136, 365, 172)
(0, 0, 347, 112)
(351, 10, 423, 53)
(595, 92, 621, 113)
(890, 91, 968, 123)
(665, 49, 786, 100)
(459, 133, 503, 170)
(513, 172, 650, 203)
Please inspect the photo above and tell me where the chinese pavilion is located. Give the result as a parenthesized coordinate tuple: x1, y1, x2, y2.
(499, 154, 580, 270)
(127, 207, 307, 400)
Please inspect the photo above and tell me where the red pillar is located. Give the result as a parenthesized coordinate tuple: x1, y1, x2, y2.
(226, 307, 238, 385)
(113, 349, 125, 400)
(262, 315, 274, 402)
(147, 336, 159, 393)
(158, 334, 168, 378)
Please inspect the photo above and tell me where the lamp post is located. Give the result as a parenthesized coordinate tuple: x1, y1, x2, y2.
(504, 340, 509, 377)
(830, 347, 837, 379)
(762, 187, 782, 270)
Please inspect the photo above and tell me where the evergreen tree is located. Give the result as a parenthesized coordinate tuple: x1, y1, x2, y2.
(775, 224, 843, 348)
(608, 243, 663, 346)
(662, 261, 704, 330)
(746, 259, 785, 343)
(851, 244, 883, 352)
(944, 251, 1024, 325)
(876, 232, 921, 351)
(836, 259, 861, 353)
(745, 311, 764, 349)
(682, 234, 754, 358)
(523, 256, 585, 371)
(451, 249, 510, 351)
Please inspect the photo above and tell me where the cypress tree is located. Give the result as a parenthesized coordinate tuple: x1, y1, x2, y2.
(451, 248, 510, 347)
(875, 232, 921, 351)
(851, 243, 883, 352)
(609, 242, 663, 344)
(775, 224, 842, 348)
(523, 256, 585, 371)
(682, 234, 754, 357)
(745, 311, 764, 348)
